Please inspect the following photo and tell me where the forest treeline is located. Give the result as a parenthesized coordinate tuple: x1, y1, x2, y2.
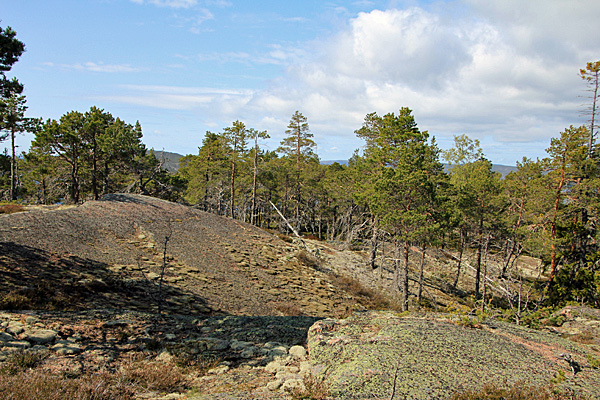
(1, 26, 599, 313)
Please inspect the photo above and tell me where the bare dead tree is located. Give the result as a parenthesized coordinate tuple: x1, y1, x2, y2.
(157, 221, 173, 315)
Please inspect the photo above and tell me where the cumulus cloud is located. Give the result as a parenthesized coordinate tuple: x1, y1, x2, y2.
(328, 8, 472, 89)
(114, 1, 600, 163)
(235, 2, 600, 162)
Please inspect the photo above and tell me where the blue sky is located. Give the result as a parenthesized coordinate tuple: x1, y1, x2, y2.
(1, 0, 599, 165)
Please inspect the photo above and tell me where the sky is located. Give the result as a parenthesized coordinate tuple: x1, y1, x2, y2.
(1, 0, 599, 165)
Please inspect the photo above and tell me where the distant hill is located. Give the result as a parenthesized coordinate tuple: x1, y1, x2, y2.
(152, 150, 183, 173)
(155, 153, 517, 177)
(446, 163, 518, 177)
(323, 159, 518, 177)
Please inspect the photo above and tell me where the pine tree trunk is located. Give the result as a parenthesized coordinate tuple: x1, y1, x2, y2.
(369, 216, 379, 270)
(230, 155, 236, 218)
(417, 245, 426, 304)
(453, 230, 465, 289)
(401, 241, 410, 311)
(475, 218, 483, 298)
(10, 126, 17, 200)
(481, 234, 491, 312)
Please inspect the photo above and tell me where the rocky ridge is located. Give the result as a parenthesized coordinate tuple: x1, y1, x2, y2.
(1, 194, 600, 399)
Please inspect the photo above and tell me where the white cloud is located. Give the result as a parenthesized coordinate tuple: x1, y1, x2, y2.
(195, 8, 214, 25)
(131, 0, 198, 8)
(55, 62, 142, 73)
(103, 85, 254, 111)
(204, 0, 232, 7)
(237, 3, 600, 162)
(112, 2, 600, 163)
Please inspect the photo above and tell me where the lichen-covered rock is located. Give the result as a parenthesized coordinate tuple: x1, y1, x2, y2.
(288, 345, 307, 360)
(26, 329, 57, 345)
(307, 311, 600, 399)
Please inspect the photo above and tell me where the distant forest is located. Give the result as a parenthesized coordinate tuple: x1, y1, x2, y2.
(2, 25, 599, 313)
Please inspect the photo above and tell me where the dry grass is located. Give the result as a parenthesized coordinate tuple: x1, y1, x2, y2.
(0, 356, 191, 400)
(0, 283, 72, 311)
(0, 203, 25, 214)
(450, 381, 592, 400)
(296, 250, 321, 269)
(569, 330, 597, 345)
(276, 302, 305, 316)
(0, 350, 48, 375)
(0, 371, 136, 400)
(286, 373, 331, 400)
(331, 274, 401, 311)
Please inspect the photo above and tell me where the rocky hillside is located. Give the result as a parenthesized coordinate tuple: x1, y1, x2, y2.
(1, 193, 381, 317)
(1, 194, 599, 399)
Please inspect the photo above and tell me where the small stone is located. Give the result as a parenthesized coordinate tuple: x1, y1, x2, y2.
(241, 346, 266, 359)
(268, 346, 288, 358)
(289, 345, 307, 360)
(207, 365, 229, 375)
(281, 378, 305, 392)
(27, 329, 57, 345)
(265, 360, 286, 374)
(230, 340, 253, 351)
(266, 379, 283, 391)
(53, 344, 82, 355)
(263, 341, 283, 349)
(2, 340, 31, 349)
(7, 322, 24, 335)
(0, 332, 13, 342)
(199, 338, 229, 351)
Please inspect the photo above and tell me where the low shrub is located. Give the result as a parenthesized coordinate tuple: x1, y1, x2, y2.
(586, 354, 600, 369)
(296, 250, 321, 269)
(286, 373, 330, 400)
(277, 234, 294, 243)
(276, 302, 305, 316)
(0, 350, 47, 375)
(331, 274, 400, 311)
(569, 330, 596, 345)
(0, 370, 135, 400)
(0, 357, 193, 400)
(118, 358, 188, 392)
(450, 381, 591, 400)
(0, 203, 25, 214)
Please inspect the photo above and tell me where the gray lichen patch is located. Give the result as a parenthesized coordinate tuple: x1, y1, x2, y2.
(307, 311, 600, 399)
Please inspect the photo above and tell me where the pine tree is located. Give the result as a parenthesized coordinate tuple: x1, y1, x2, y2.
(0, 92, 39, 199)
(277, 111, 317, 228)
(0, 25, 25, 97)
(355, 108, 446, 311)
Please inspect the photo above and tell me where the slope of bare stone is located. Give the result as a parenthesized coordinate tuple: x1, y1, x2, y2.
(2, 194, 598, 399)
(308, 311, 600, 400)
(0, 193, 376, 317)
